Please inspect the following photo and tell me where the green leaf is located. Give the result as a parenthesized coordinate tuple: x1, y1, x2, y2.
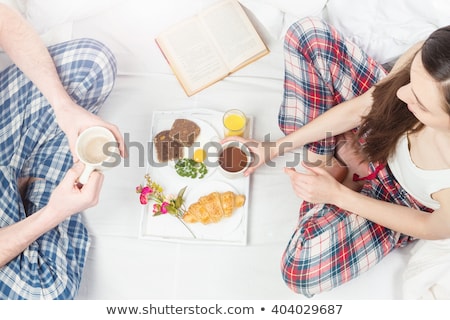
(178, 185, 187, 198)
(175, 186, 187, 208)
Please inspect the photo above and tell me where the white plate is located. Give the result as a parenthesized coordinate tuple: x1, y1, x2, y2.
(151, 117, 220, 178)
(183, 180, 245, 239)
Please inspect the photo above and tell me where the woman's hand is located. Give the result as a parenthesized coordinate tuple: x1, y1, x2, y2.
(284, 162, 344, 205)
(53, 101, 126, 162)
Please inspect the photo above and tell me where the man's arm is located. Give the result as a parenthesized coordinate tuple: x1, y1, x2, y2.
(0, 4, 72, 110)
(0, 4, 125, 158)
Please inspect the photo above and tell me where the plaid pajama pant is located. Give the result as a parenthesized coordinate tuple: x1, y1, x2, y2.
(0, 38, 116, 299)
(279, 17, 433, 297)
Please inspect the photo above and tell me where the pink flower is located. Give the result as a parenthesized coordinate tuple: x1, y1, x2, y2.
(160, 202, 169, 214)
(138, 186, 154, 205)
(140, 193, 149, 205)
(141, 186, 153, 196)
(153, 203, 160, 213)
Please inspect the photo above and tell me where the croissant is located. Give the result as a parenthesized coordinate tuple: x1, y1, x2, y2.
(183, 191, 245, 224)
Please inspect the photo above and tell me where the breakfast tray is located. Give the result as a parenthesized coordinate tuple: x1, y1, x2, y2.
(139, 108, 252, 245)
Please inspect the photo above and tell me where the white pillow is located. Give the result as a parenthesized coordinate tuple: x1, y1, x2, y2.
(262, 0, 327, 19)
(325, 0, 450, 64)
(0, 0, 123, 49)
(19, 0, 125, 34)
(239, 0, 327, 39)
(0, 0, 22, 12)
(239, 0, 284, 39)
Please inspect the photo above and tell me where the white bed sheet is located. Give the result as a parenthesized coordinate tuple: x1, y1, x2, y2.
(70, 2, 414, 297)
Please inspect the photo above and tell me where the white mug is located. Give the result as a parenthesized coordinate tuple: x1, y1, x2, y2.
(217, 140, 252, 179)
(75, 126, 119, 184)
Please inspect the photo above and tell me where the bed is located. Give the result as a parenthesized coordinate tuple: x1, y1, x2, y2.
(2, 0, 449, 300)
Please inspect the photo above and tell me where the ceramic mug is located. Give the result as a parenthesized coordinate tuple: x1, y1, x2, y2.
(218, 140, 252, 179)
(75, 126, 119, 184)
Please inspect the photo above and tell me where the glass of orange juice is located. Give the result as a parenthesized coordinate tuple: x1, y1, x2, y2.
(223, 109, 247, 137)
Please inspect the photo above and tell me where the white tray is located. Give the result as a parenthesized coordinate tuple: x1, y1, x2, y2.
(139, 108, 252, 245)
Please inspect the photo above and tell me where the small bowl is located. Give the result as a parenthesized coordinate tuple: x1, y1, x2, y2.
(218, 141, 251, 179)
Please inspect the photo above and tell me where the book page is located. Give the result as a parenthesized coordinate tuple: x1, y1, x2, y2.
(156, 18, 229, 95)
(200, 0, 268, 70)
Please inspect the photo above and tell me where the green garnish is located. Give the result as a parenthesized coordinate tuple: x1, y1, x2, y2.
(175, 158, 208, 179)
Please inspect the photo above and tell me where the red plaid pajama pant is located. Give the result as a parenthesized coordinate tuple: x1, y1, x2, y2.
(279, 17, 433, 297)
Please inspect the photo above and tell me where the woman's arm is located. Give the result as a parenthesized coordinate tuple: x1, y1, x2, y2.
(335, 185, 450, 240)
(273, 41, 425, 160)
(273, 89, 374, 158)
(286, 164, 450, 240)
(227, 88, 376, 176)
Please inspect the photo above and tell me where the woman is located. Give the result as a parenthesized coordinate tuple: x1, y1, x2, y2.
(234, 17, 450, 297)
(0, 4, 124, 299)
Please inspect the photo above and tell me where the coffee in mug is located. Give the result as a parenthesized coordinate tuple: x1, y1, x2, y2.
(218, 141, 251, 178)
(76, 126, 118, 184)
(219, 146, 248, 172)
(80, 136, 111, 164)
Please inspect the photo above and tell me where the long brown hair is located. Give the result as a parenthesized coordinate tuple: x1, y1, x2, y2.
(357, 25, 450, 164)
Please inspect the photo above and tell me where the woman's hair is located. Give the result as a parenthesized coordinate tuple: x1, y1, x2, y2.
(422, 26, 450, 112)
(357, 25, 450, 164)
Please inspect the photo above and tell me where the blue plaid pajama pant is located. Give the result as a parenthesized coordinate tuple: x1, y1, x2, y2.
(0, 38, 116, 299)
(279, 17, 433, 297)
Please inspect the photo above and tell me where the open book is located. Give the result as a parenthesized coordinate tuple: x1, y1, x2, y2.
(155, 0, 269, 96)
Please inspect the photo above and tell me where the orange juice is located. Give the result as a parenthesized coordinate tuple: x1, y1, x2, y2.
(223, 110, 246, 137)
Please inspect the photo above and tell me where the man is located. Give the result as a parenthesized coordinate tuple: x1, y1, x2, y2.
(0, 3, 124, 299)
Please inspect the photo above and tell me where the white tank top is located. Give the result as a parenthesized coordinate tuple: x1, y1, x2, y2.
(387, 134, 450, 210)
